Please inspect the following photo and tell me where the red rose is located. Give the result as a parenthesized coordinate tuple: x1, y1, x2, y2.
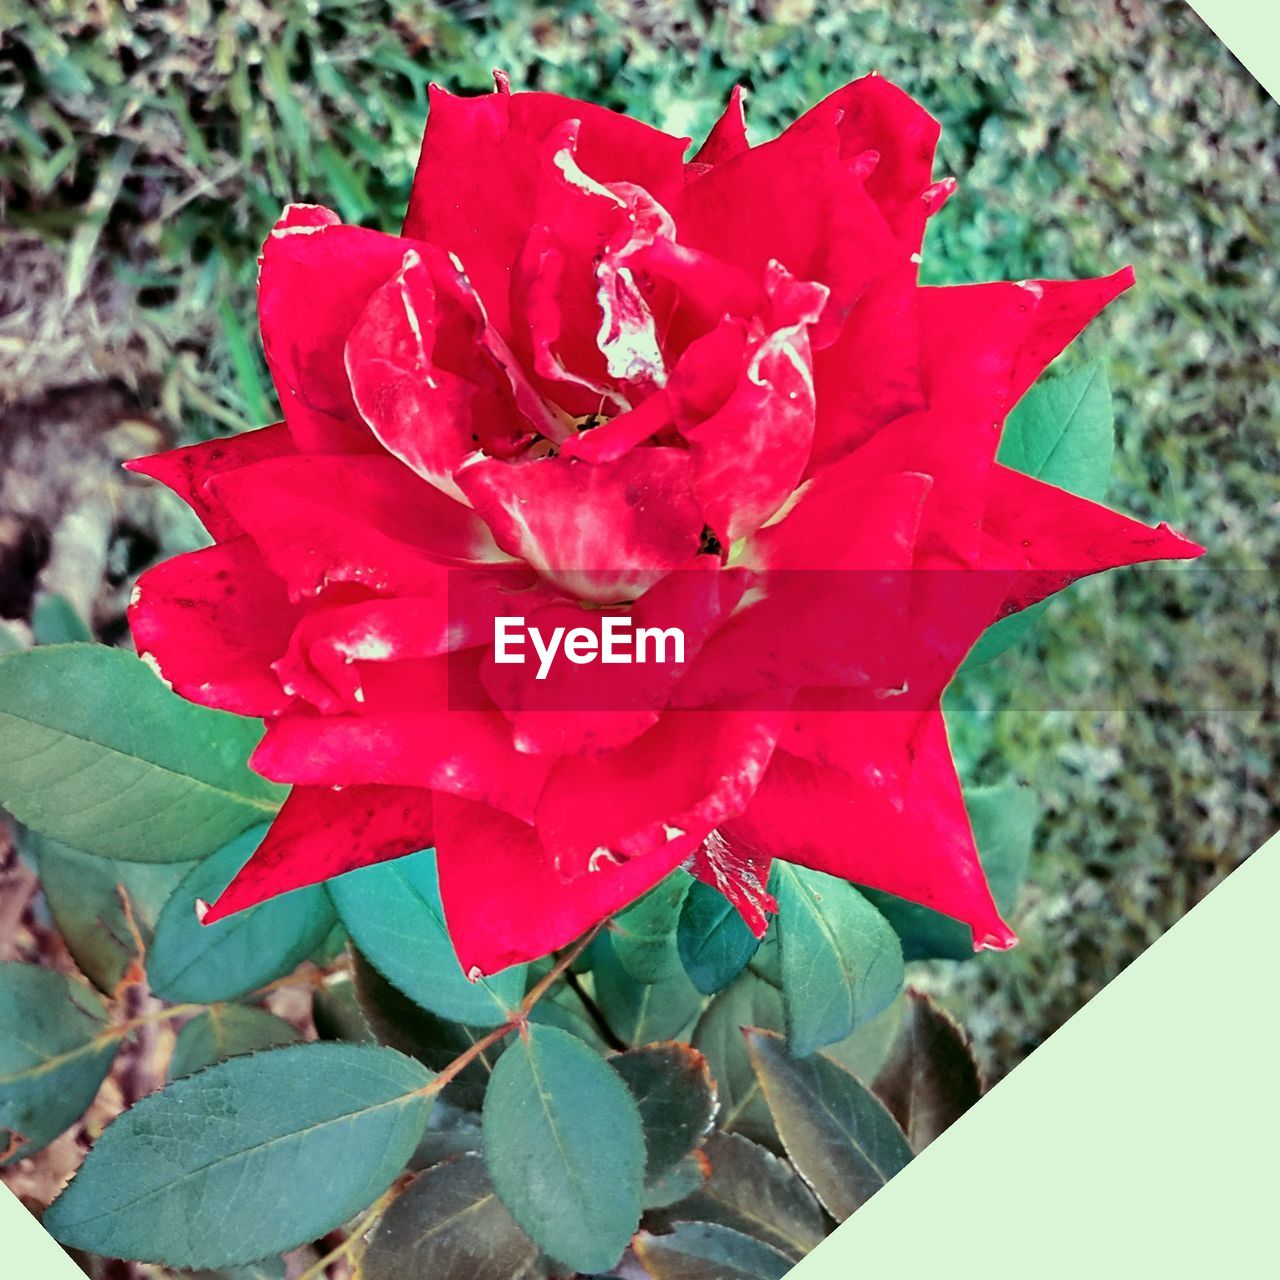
(128, 75, 1201, 976)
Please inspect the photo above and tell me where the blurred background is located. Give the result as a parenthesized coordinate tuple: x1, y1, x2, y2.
(1, 0, 1276, 1143)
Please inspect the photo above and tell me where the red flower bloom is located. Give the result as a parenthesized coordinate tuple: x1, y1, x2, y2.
(129, 75, 1201, 976)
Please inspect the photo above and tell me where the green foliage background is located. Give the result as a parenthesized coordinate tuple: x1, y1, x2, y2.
(1, 0, 1277, 1077)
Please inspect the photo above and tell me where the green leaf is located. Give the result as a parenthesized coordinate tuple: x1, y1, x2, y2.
(0, 963, 119, 1162)
(999, 360, 1114, 501)
(611, 1043, 717, 1204)
(45, 1043, 434, 1268)
(147, 825, 337, 1003)
(964, 599, 1051, 666)
(594, 935, 705, 1046)
(774, 863, 903, 1056)
(691, 972, 784, 1148)
(312, 972, 376, 1045)
(184, 1260, 285, 1280)
(329, 849, 525, 1027)
(31, 833, 192, 995)
(677, 878, 762, 995)
(969, 784, 1039, 912)
(310, 920, 349, 966)
(410, 1108, 485, 1171)
(871, 991, 982, 1151)
(665, 1131, 825, 1262)
(0, 646, 282, 862)
(360, 1153, 541, 1280)
(969, 361, 1114, 664)
(525, 985, 609, 1050)
(645, 1153, 710, 1209)
(31, 593, 92, 644)
(634, 1222, 795, 1280)
(352, 949, 500, 1110)
(747, 927, 782, 986)
(482, 1024, 645, 1273)
(822, 996, 905, 1084)
(167, 1004, 299, 1080)
(864, 783, 1038, 961)
(745, 1029, 912, 1221)
(692, 973, 902, 1151)
(611, 871, 691, 982)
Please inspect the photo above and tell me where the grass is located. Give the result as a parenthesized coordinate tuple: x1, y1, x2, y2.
(1, 0, 1277, 1073)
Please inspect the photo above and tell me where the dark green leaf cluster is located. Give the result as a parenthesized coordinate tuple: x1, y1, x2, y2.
(4, 0, 1269, 1095)
(0, 639, 1034, 1275)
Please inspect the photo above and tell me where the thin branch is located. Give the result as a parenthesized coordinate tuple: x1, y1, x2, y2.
(519, 921, 607, 1014)
(97, 954, 346, 1049)
(110, 884, 148, 1002)
(418, 919, 610, 1098)
(290, 928, 611, 1277)
(96, 1001, 205, 1044)
(296, 1179, 405, 1280)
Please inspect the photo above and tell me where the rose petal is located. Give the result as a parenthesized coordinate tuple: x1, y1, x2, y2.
(435, 794, 688, 974)
(633, 238, 767, 357)
(209, 454, 509, 600)
(404, 87, 689, 338)
(259, 205, 418, 453)
(129, 537, 298, 717)
(746, 469, 930, 573)
(345, 250, 490, 502)
(690, 828, 777, 937)
(510, 122, 677, 416)
(672, 472, 932, 708)
(275, 567, 547, 713)
(480, 561, 730, 755)
(810, 261, 925, 467)
(679, 266, 825, 541)
(825, 408, 995, 565)
(691, 85, 750, 167)
(727, 711, 1015, 951)
(557, 390, 675, 465)
(480, 599, 661, 756)
(513, 228, 626, 419)
(984, 464, 1205, 612)
(919, 269, 1136, 427)
(124, 423, 294, 540)
(535, 708, 783, 877)
(202, 784, 435, 922)
(678, 113, 906, 348)
(252, 657, 551, 821)
(456, 448, 704, 603)
(781, 704, 916, 794)
(782, 74, 941, 248)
